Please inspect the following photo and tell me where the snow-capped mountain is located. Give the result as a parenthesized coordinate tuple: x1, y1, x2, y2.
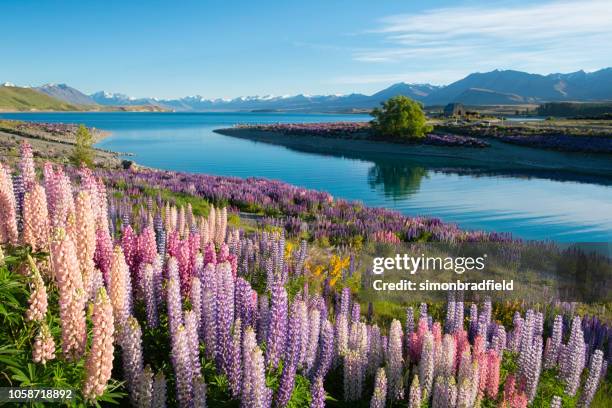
(35, 83, 98, 106)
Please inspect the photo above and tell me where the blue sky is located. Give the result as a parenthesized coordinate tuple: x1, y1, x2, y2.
(2, 0, 611, 99)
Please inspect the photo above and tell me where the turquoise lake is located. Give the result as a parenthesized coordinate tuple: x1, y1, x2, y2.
(2, 112, 611, 242)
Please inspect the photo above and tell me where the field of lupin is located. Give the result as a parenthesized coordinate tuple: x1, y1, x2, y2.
(0, 142, 610, 407)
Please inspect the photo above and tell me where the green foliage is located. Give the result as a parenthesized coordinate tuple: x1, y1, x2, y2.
(370, 96, 433, 139)
(0, 246, 126, 406)
(71, 124, 94, 168)
(141, 186, 211, 216)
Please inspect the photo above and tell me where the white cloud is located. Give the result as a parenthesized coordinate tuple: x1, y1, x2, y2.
(354, 0, 612, 78)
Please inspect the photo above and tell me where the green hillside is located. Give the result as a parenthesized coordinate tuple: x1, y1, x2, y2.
(0, 86, 82, 111)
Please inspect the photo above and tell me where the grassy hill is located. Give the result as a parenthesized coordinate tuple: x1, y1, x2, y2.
(0, 86, 82, 111)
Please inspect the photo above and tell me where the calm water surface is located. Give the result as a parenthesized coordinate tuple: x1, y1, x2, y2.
(2, 112, 611, 242)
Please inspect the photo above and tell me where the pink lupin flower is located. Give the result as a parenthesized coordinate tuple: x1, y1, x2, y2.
(32, 323, 56, 365)
(25, 256, 48, 322)
(0, 164, 19, 245)
(50, 227, 86, 361)
(22, 184, 50, 252)
(94, 226, 113, 286)
(83, 288, 115, 401)
(486, 350, 501, 398)
(75, 191, 96, 299)
(109, 246, 132, 332)
(18, 141, 36, 191)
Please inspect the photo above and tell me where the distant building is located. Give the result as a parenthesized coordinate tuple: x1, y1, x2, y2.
(444, 103, 465, 117)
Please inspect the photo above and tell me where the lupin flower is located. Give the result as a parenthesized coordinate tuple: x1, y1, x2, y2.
(225, 319, 242, 399)
(173, 325, 194, 408)
(32, 323, 56, 364)
(185, 310, 202, 380)
(121, 316, 145, 405)
(83, 288, 115, 401)
(335, 313, 349, 358)
(408, 375, 421, 408)
(136, 365, 154, 408)
(266, 280, 288, 369)
(193, 375, 207, 408)
(432, 376, 457, 408)
(544, 315, 563, 369)
(310, 376, 326, 408)
(344, 350, 364, 401)
(419, 332, 435, 399)
(215, 261, 235, 374)
(0, 164, 19, 245)
(109, 246, 132, 332)
(370, 367, 387, 408)
(486, 350, 501, 398)
(22, 184, 50, 252)
(305, 308, 321, 372)
(74, 191, 96, 299)
(312, 319, 334, 380)
(19, 141, 36, 191)
(561, 316, 586, 396)
(152, 371, 168, 408)
(50, 228, 86, 361)
(550, 396, 561, 408)
(142, 264, 159, 327)
(276, 358, 298, 407)
(25, 257, 48, 322)
(579, 349, 604, 408)
(386, 319, 404, 400)
(94, 226, 113, 286)
(167, 257, 184, 339)
(250, 345, 272, 408)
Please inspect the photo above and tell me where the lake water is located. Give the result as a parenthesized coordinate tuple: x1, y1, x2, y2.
(2, 112, 611, 242)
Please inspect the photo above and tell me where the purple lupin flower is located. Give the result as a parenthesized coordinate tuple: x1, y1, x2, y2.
(275, 360, 297, 407)
(201, 263, 218, 359)
(250, 346, 273, 408)
(142, 264, 159, 328)
(550, 396, 561, 408)
(121, 317, 145, 406)
(241, 326, 258, 405)
(351, 303, 361, 324)
(167, 258, 183, 339)
(305, 308, 321, 373)
(386, 319, 404, 400)
(185, 310, 202, 379)
(468, 304, 478, 343)
(419, 332, 435, 399)
(309, 376, 325, 408)
(544, 315, 563, 369)
(257, 294, 270, 344)
(335, 313, 349, 358)
(432, 376, 457, 408)
(223, 318, 240, 398)
(190, 276, 202, 333)
(173, 325, 193, 408)
(266, 281, 288, 370)
(344, 350, 364, 401)
(579, 349, 604, 407)
(368, 324, 384, 376)
(215, 261, 235, 374)
(192, 375, 207, 408)
(152, 371, 167, 408)
(312, 319, 334, 380)
(370, 367, 387, 408)
(340, 287, 351, 316)
(561, 316, 586, 396)
(408, 375, 421, 408)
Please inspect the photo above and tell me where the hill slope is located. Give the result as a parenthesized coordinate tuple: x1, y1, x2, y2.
(0, 85, 81, 111)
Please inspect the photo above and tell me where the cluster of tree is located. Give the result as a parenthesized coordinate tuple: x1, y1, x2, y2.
(537, 102, 612, 118)
(370, 95, 432, 139)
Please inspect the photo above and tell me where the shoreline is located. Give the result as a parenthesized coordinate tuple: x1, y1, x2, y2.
(214, 127, 612, 183)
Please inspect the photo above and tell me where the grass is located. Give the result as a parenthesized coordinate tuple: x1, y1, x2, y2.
(0, 86, 82, 111)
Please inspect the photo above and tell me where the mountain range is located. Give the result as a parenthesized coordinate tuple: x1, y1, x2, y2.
(3, 68, 612, 112)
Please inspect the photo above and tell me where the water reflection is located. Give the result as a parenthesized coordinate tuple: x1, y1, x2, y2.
(368, 162, 428, 199)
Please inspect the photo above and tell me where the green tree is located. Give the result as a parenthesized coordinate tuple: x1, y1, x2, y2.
(370, 96, 433, 139)
(71, 124, 94, 167)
